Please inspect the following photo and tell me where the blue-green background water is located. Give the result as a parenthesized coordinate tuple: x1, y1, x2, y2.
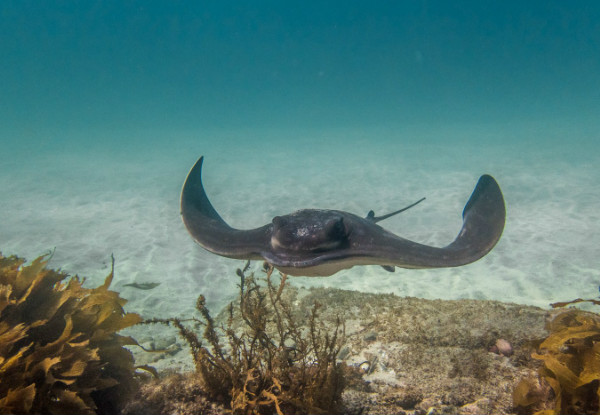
(1, 1, 600, 320)
(3, 1, 599, 141)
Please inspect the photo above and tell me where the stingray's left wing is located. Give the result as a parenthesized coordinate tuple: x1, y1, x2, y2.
(348, 174, 506, 269)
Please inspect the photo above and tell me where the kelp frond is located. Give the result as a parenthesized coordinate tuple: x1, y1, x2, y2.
(0, 253, 143, 415)
(513, 309, 600, 415)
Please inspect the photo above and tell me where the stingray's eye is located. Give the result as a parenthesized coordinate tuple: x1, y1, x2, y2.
(272, 216, 286, 229)
(324, 217, 348, 239)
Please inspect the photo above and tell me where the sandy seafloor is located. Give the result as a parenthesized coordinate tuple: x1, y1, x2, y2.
(1, 118, 599, 322)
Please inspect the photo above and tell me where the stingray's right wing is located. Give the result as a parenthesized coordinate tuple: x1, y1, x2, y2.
(180, 157, 271, 260)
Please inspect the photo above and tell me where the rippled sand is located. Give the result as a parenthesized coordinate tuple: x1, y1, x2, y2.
(1, 124, 599, 322)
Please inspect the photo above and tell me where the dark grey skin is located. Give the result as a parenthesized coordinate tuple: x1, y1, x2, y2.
(181, 157, 505, 277)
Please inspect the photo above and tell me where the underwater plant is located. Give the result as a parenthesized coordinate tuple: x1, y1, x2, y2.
(144, 262, 347, 415)
(0, 253, 143, 415)
(513, 309, 600, 415)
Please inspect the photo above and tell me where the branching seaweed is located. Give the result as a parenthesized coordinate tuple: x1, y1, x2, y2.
(144, 262, 347, 415)
(550, 298, 600, 309)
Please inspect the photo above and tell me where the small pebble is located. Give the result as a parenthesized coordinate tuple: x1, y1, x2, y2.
(491, 338, 513, 356)
(359, 361, 371, 373)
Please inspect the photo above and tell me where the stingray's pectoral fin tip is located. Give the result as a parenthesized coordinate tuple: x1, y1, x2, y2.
(464, 174, 505, 214)
(452, 173, 505, 263)
(478, 174, 501, 189)
(189, 156, 204, 173)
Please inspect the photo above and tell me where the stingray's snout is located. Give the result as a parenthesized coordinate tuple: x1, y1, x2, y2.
(270, 211, 349, 252)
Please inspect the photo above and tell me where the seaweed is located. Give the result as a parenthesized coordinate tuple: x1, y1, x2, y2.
(550, 298, 600, 308)
(144, 262, 347, 415)
(0, 253, 143, 415)
(513, 309, 600, 415)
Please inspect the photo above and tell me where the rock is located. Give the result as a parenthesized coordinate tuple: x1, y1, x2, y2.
(363, 330, 378, 341)
(495, 339, 513, 356)
(153, 335, 177, 351)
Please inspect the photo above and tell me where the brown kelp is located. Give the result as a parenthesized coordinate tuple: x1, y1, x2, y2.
(144, 262, 347, 415)
(513, 309, 600, 415)
(0, 253, 143, 415)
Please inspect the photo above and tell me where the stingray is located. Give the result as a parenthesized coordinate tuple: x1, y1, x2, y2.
(181, 157, 505, 277)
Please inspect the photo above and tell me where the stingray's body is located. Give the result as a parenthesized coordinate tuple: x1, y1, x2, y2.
(181, 157, 505, 277)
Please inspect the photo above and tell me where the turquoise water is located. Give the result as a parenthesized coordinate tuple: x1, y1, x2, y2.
(1, 1, 600, 319)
